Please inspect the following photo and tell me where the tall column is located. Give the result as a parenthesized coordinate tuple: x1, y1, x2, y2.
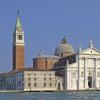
(64, 60, 69, 91)
(78, 53, 80, 90)
(94, 58, 97, 88)
(84, 58, 88, 88)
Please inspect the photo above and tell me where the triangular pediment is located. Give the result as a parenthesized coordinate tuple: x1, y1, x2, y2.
(80, 47, 100, 55)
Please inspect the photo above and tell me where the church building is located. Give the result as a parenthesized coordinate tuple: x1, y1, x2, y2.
(55, 40, 100, 91)
(0, 12, 100, 91)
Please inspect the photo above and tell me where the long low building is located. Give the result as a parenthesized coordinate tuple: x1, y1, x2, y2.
(0, 69, 63, 91)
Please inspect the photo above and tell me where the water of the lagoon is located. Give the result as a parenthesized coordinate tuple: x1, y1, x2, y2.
(0, 91, 99, 100)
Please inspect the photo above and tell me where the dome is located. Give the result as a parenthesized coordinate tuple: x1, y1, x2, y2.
(55, 36, 74, 56)
(55, 43, 74, 54)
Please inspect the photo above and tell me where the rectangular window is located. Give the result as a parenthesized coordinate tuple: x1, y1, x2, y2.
(49, 83, 52, 87)
(34, 83, 36, 87)
(34, 78, 36, 81)
(44, 78, 46, 81)
(28, 78, 31, 81)
(44, 83, 46, 87)
(28, 83, 31, 87)
(17, 35, 23, 40)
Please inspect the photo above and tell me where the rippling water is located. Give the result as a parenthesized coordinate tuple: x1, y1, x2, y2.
(0, 91, 100, 100)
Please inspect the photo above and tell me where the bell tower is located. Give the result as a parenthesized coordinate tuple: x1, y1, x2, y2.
(13, 11, 25, 70)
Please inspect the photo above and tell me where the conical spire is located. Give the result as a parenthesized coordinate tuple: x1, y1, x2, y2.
(61, 36, 67, 44)
(15, 10, 23, 32)
(16, 10, 22, 28)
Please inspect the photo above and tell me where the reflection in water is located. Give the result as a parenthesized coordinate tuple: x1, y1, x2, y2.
(0, 91, 100, 100)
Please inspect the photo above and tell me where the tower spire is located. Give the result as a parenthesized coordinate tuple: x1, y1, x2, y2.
(15, 10, 22, 31)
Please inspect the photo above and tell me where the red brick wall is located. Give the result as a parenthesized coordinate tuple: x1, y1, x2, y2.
(33, 58, 57, 70)
(13, 45, 24, 70)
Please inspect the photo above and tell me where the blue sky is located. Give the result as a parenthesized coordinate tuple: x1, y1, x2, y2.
(0, 0, 100, 72)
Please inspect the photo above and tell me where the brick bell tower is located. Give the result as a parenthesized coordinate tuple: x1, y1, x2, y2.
(13, 11, 25, 70)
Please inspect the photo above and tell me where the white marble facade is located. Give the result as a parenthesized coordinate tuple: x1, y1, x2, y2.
(65, 42, 100, 91)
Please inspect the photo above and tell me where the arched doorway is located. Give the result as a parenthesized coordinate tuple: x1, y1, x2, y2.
(56, 77, 63, 91)
(58, 83, 61, 90)
(56, 80, 63, 91)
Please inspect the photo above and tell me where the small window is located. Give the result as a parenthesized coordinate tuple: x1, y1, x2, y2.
(17, 35, 23, 40)
(44, 83, 46, 87)
(34, 78, 36, 81)
(49, 83, 52, 87)
(28, 83, 31, 87)
(44, 78, 46, 81)
(34, 83, 37, 87)
(28, 78, 31, 81)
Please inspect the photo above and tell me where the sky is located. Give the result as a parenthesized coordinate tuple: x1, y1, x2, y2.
(0, 0, 100, 72)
